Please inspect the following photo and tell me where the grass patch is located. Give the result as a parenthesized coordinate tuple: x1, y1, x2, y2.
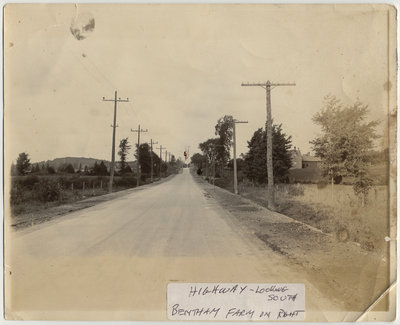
(239, 184, 389, 251)
(209, 169, 389, 252)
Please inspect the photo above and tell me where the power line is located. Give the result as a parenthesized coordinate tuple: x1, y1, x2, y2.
(241, 80, 296, 210)
(102, 91, 129, 193)
(131, 124, 148, 187)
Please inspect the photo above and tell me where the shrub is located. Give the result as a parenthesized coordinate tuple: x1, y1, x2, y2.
(317, 180, 329, 189)
(10, 183, 25, 205)
(32, 179, 61, 202)
(286, 184, 305, 196)
(21, 175, 40, 190)
(114, 177, 137, 188)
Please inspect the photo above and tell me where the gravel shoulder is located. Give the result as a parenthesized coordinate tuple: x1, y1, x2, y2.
(193, 174, 391, 313)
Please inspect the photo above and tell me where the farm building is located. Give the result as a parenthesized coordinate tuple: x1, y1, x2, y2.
(289, 148, 321, 170)
(301, 153, 321, 169)
(288, 148, 322, 183)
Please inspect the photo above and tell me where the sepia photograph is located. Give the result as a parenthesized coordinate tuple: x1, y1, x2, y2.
(3, 3, 397, 322)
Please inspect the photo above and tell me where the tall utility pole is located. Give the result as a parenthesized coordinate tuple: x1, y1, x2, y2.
(241, 81, 295, 210)
(102, 91, 129, 193)
(131, 124, 148, 187)
(232, 119, 248, 195)
(150, 139, 158, 183)
(156, 145, 166, 177)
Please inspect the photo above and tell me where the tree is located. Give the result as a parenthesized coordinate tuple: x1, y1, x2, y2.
(149, 152, 162, 177)
(10, 162, 17, 176)
(118, 138, 131, 174)
(243, 123, 292, 184)
(93, 161, 108, 176)
(176, 158, 184, 170)
(58, 163, 75, 174)
(45, 161, 56, 174)
(214, 115, 234, 172)
(228, 158, 244, 171)
(271, 124, 293, 182)
(16, 152, 31, 175)
(199, 138, 220, 178)
(167, 155, 180, 174)
(191, 153, 207, 169)
(310, 95, 379, 205)
(136, 143, 152, 177)
(31, 163, 41, 173)
(124, 164, 132, 173)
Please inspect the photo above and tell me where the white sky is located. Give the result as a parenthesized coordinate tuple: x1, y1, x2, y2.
(4, 4, 396, 166)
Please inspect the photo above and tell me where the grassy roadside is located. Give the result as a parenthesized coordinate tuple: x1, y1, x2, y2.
(193, 172, 390, 312)
(209, 170, 389, 252)
(240, 184, 389, 252)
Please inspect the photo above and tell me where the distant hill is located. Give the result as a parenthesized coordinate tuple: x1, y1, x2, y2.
(33, 157, 137, 171)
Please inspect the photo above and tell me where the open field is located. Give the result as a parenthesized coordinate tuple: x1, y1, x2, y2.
(211, 168, 390, 252)
(240, 183, 389, 252)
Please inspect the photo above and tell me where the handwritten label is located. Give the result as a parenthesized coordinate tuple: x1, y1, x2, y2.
(167, 283, 305, 321)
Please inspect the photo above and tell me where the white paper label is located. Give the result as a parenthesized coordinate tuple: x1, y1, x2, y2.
(167, 283, 305, 321)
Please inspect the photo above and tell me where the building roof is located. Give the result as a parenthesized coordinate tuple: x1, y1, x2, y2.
(302, 155, 321, 162)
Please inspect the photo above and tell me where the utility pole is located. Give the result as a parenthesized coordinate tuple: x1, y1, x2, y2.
(131, 124, 148, 187)
(156, 145, 166, 178)
(102, 91, 129, 193)
(150, 139, 158, 183)
(232, 119, 248, 195)
(241, 81, 295, 210)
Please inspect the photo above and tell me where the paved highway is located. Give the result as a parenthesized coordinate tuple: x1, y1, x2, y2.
(6, 168, 342, 321)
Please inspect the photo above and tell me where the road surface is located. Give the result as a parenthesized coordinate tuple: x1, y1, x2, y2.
(5, 168, 343, 320)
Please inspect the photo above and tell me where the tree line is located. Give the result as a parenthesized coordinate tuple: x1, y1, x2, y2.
(12, 156, 111, 177)
(191, 115, 293, 184)
(192, 95, 381, 204)
(12, 138, 183, 180)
